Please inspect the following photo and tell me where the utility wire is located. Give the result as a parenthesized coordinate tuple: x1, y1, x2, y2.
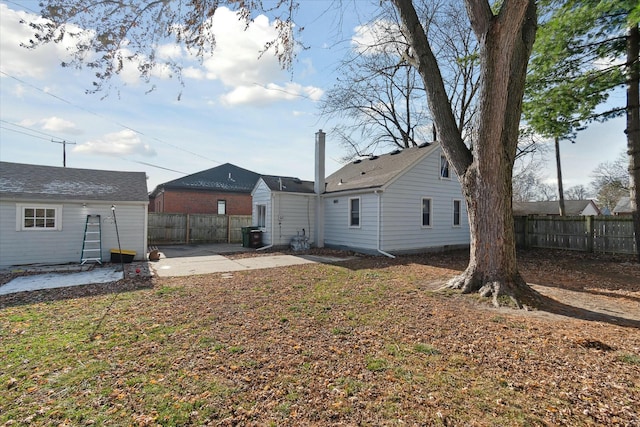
(0, 70, 222, 164)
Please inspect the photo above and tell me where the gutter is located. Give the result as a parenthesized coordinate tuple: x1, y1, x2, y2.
(376, 190, 395, 259)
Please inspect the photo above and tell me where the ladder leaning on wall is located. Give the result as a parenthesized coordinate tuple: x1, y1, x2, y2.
(81, 214, 102, 265)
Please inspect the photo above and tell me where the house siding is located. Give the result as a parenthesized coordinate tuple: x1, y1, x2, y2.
(323, 192, 379, 252)
(380, 151, 470, 252)
(270, 193, 315, 246)
(0, 200, 147, 267)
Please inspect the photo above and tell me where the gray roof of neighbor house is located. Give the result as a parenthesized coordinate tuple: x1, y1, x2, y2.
(260, 176, 315, 194)
(324, 143, 437, 194)
(512, 200, 599, 216)
(151, 163, 261, 196)
(0, 161, 148, 202)
(613, 196, 632, 214)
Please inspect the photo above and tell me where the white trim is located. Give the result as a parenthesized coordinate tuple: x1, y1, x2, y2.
(421, 197, 433, 228)
(16, 203, 63, 231)
(348, 196, 361, 228)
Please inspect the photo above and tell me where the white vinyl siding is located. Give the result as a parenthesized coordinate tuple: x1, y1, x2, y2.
(251, 179, 315, 247)
(324, 193, 379, 251)
(0, 201, 147, 267)
(379, 150, 469, 253)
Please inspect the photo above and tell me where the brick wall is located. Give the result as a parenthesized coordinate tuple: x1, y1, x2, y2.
(153, 190, 253, 215)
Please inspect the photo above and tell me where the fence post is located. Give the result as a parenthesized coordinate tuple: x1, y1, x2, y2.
(186, 214, 190, 244)
(586, 215, 594, 253)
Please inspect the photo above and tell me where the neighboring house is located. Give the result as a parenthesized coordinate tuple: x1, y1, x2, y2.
(0, 161, 148, 268)
(251, 176, 316, 247)
(513, 200, 601, 216)
(148, 163, 261, 215)
(251, 131, 470, 255)
(612, 196, 632, 216)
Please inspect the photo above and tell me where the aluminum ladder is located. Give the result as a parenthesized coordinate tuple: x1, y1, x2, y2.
(81, 214, 102, 265)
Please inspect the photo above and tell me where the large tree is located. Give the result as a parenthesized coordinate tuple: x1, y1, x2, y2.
(31, 0, 541, 307)
(524, 0, 639, 256)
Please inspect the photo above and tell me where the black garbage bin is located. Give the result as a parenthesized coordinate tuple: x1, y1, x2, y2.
(242, 226, 261, 247)
(249, 230, 263, 248)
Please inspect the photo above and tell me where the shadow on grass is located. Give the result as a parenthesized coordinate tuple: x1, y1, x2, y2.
(0, 278, 154, 309)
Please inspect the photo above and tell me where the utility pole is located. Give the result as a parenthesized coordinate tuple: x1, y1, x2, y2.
(52, 139, 76, 167)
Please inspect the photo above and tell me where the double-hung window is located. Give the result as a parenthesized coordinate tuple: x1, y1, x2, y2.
(349, 197, 360, 227)
(440, 155, 450, 179)
(217, 200, 226, 215)
(421, 198, 432, 227)
(257, 205, 266, 227)
(453, 199, 461, 227)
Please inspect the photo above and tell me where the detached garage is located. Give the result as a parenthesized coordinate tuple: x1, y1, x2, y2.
(0, 161, 148, 268)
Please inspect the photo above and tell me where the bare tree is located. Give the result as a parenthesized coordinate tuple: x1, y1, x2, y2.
(591, 150, 630, 210)
(320, 1, 480, 158)
(565, 185, 592, 200)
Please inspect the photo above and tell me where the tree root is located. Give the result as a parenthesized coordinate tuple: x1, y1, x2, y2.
(442, 270, 544, 310)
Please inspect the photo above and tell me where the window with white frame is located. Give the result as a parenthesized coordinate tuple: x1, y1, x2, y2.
(257, 205, 266, 227)
(217, 200, 226, 215)
(17, 204, 62, 231)
(453, 199, 461, 226)
(421, 198, 432, 227)
(349, 197, 360, 227)
(440, 155, 450, 179)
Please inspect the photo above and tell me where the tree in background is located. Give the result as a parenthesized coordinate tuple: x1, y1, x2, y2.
(30, 0, 541, 307)
(591, 150, 630, 211)
(523, 0, 639, 257)
(319, 1, 479, 160)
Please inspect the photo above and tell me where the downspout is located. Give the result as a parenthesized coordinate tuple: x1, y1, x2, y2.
(257, 193, 275, 251)
(376, 190, 395, 258)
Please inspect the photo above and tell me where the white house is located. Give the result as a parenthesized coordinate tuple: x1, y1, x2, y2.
(0, 161, 148, 268)
(251, 175, 316, 248)
(251, 131, 470, 255)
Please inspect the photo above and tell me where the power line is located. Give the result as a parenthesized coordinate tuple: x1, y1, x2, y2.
(0, 119, 65, 140)
(0, 70, 222, 164)
(0, 125, 52, 141)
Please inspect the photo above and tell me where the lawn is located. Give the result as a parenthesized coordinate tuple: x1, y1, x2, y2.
(1, 249, 639, 426)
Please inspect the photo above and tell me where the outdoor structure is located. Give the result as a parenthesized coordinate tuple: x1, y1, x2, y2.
(513, 200, 601, 217)
(612, 196, 632, 216)
(0, 161, 148, 268)
(251, 131, 470, 255)
(251, 175, 316, 248)
(148, 163, 261, 215)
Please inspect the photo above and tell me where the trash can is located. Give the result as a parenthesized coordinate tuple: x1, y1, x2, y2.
(249, 230, 263, 248)
(242, 226, 261, 248)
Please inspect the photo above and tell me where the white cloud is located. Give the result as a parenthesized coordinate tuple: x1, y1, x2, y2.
(0, 4, 92, 79)
(220, 82, 323, 106)
(351, 20, 404, 56)
(40, 116, 82, 135)
(74, 130, 156, 157)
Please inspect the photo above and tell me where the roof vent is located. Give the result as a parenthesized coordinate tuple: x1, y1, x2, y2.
(293, 178, 302, 184)
(353, 159, 362, 164)
(418, 142, 431, 148)
(368, 155, 379, 160)
(390, 150, 401, 155)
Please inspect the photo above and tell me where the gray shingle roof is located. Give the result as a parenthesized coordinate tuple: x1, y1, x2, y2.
(512, 200, 598, 216)
(260, 176, 315, 193)
(325, 143, 436, 194)
(0, 161, 148, 202)
(613, 196, 632, 214)
(154, 163, 261, 195)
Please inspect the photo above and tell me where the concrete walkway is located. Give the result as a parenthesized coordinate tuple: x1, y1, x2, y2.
(0, 244, 352, 295)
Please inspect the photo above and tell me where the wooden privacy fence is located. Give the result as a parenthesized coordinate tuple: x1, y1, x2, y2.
(515, 215, 637, 255)
(148, 213, 252, 245)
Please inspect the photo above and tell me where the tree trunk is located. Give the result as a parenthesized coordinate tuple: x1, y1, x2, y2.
(393, 0, 542, 308)
(627, 23, 640, 262)
(555, 136, 566, 216)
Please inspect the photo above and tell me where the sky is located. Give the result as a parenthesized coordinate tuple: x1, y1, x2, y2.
(0, 0, 629, 195)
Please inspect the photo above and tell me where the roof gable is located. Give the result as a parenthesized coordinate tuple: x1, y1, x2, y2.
(613, 196, 631, 213)
(324, 143, 437, 194)
(0, 161, 148, 202)
(157, 163, 261, 194)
